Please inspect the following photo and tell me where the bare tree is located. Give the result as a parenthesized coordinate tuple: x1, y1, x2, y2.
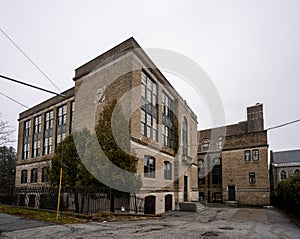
(0, 113, 15, 146)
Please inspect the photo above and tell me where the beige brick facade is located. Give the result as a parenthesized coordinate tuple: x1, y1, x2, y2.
(15, 38, 198, 214)
(198, 104, 270, 206)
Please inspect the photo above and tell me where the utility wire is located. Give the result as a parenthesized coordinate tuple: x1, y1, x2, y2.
(0, 91, 29, 108)
(0, 74, 66, 98)
(266, 119, 300, 131)
(0, 27, 61, 92)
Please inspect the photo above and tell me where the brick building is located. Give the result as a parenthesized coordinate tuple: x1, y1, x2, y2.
(197, 104, 270, 206)
(270, 149, 300, 191)
(15, 38, 198, 214)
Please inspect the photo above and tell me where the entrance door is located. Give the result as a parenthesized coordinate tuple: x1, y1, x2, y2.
(144, 196, 156, 214)
(165, 194, 172, 211)
(184, 176, 188, 201)
(228, 185, 236, 201)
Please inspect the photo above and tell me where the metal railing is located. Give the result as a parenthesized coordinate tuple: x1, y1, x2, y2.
(0, 186, 144, 215)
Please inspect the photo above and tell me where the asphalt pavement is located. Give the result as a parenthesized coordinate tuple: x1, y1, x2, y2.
(0, 206, 299, 239)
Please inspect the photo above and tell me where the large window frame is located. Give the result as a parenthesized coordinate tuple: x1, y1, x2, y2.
(41, 167, 48, 183)
(70, 101, 74, 132)
(43, 110, 53, 155)
(30, 168, 38, 183)
(56, 105, 67, 145)
(212, 158, 222, 185)
(182, 117, 188, 156)
(198, 159, 206, 185)
(21, 169, 27, 184)
(141, 72, 158, 141)
(144, 155, 156, 178)
(164, 161, 172, 180)
(162, 91, 174, 149)
(32, 115, 41, 158)
(280, 170, 287, 181)
(23, 120, 31, 159)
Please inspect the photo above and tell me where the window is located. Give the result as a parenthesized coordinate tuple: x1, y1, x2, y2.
(244, 150, 251, 161)
(295, 169, 300, 175)
(56, 105, 67, 145)
(280, 170, 287, 180)
(212, 192, 222, 202)
(249, 172, 256, 184)
(21, 170, 27, 184)
(70, 101, 74, 132)
(162, 125, 173, 148)
(252, 149, 259, 161)
(182, 117, 188, 156)
(31, 168, 38, 183)
(202, 139, 210, 151)
(32, 115, 41, 158)
(212, 158, 222, 184)
(141, 73, 158, 141)
(164, 161, 172, 180)
(198, 159, 206, 184)
(41, 167, 48, 182)
(144, 155, 155, 178)
(23, 120, 31, 159)
(217, 136, 223, 150)
(43, 110, 53, 155)
(162, 92, 174, 149)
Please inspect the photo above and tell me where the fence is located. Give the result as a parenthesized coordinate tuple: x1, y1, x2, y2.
(0, 186, 144, 215)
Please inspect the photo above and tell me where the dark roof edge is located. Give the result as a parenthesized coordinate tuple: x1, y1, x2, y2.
(18, 87, 75, 121)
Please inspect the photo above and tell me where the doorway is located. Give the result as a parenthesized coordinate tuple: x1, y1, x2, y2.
(228, 185, 236, 201)
(184, 176, 188, 201)
(165, 194, 172, 211)
(144, 195, 156, 214)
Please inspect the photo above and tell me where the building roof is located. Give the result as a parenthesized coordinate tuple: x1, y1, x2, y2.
(272, 149, 300, 165)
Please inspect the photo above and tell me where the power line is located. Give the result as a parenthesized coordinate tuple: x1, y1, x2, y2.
(0, 91, 29, 108)
(266, 119, 300, 131)
(0, 74, 66, 98)
(0, 27, 61, 92)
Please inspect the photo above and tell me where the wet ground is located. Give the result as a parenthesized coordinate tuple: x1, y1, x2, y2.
(1, 206, 299, 238)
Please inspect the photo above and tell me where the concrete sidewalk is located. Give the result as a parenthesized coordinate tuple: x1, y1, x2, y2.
(1, 207, 299, 238)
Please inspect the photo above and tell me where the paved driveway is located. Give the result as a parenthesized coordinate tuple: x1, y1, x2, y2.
(1, 207, 299, 238)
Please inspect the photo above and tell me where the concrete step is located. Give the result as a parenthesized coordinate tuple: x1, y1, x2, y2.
(179, 202, 207, 212)
(195, 202, 207, 212)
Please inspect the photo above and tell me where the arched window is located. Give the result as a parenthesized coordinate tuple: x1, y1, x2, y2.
(41, 167, 48, 182)
(212, 158, 222, 185)
(21, 170, 27, 184)
(182, 117, 188, 156)
(202, 139, 210, 151)
(280, 170, 287, 180)
(164, 161, 172, 180)
(294, 169, 299, 175)
(198, 159, 206, 184)
(31, 168, 38, 183)
(217, 136, 224, 150)
(144, 156, 155, 178)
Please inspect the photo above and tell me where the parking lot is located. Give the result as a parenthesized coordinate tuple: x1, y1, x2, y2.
(1, 206, 299, 239)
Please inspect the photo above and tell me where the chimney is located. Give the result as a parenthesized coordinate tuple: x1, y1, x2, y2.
(247, 103, 264, 133)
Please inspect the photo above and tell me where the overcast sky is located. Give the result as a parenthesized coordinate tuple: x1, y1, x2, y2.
(1, 0, 299, 152)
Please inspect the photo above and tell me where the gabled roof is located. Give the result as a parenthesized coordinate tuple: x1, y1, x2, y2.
(272, 149, 300, 164)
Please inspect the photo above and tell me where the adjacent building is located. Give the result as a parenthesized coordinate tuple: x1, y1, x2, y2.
(197, 104, 270, 206)
(15, 37, 199, 214)
(270, 149, 300, 191)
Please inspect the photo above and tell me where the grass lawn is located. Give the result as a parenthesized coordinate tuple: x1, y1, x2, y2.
(0, 204, 86, 224)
